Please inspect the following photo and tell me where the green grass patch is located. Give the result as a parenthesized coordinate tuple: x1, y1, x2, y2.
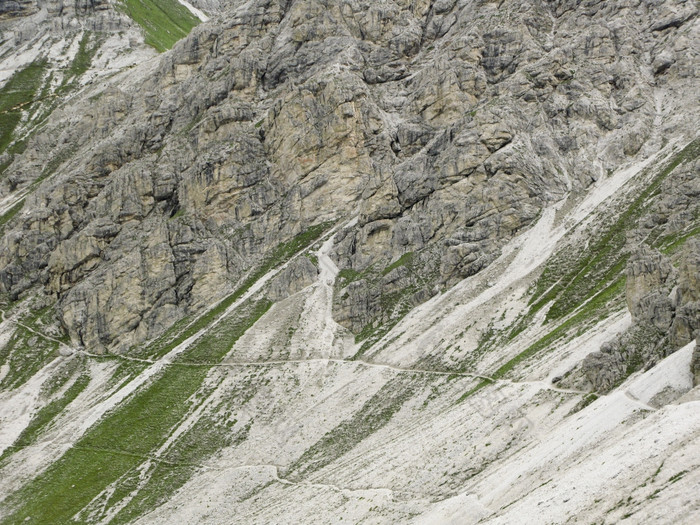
(529, 139, 700, 322)
(117, 0, 201, 52)
(668, 470, 688, 484)
(2, 297, 270, 524)
(0, 59, 48, 154)
(0, 325, 59, 392)
(455, 276, 625, 400)
(34, 143, 79, 186)
(81, 366, 209, 456)
(5, 447, 143, 525)
(351, 283, 420, 360)
(659, 224, 700, 255)
(169, 207, 185, 220)
(65, 32, 102, 83)
(304, 251, 319, 268)
(108, 463, 195, 524)
(337, 267, 362, 286)
(381, 251, 414, 276)
(3, 364, 208, 524)
(568, 392, 599, 414)
(491, 277, 625, 381)
(18, 303, 68, 343)
(106, 359, 151, 389)
(111, 393, 256, 524)
(39, 355, 87, 398)
(0, 373, 90, 464)
(456, 378, 493, 404)
(175, 299, 272, 363)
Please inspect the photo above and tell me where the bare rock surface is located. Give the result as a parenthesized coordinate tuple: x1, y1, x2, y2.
(0, 1, 698, 524)
(2, 0, 698, 353)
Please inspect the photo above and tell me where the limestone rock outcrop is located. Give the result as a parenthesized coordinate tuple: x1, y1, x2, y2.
(625, 246, 676, 330)
(692, 337, 700, 387)
(583, 240, 700, 392)
(0, 0, 698, 353)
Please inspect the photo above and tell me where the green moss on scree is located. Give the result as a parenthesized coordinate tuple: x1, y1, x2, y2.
(337, 250, 428, 361)
(0, 199, 24, 236)
(287, 374, 422, 480)
(2, 299, 268, 524)
(381, 251, 414, 276)
(454, 141, 699, 403)
(0, 373, 90, 464)
(65, 32, 102, 83)
(0, 59, 48, 154)
(110, 378, 260, 524)
(117, 0, 201, 52)
(457, 277, 625, 403)
(529, 139, 700, 323)
(0, 326, 58, 393)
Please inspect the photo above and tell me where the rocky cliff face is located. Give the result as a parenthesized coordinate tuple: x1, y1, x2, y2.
(0, 1, 699, 524)
(692, 337, 700, 386)
(579, 151, 700, 392)
(0, 0, 125, 43)
(0, 0, 36, 21)
(2, 0, 698, 354)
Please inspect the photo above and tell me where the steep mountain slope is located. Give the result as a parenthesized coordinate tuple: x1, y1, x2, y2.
(0, 0, 699, 523)
(0, 0, 212, 205)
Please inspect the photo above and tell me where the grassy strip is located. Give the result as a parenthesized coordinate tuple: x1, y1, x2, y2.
(64, 32, 101, 85)
(350, 284, 418, 360)
(458, 278, 625, 403)
(117, 0, 201, 52)
(108, 464, 194, 523)
(174, 300, 271, 363)
(455, 378, 493, 404)
(3, 298, 268, 524)
(529, 139, 700, 322)
(106, 359, 151, 390)
(0, 374, 90, 464)
(0, 199, 24, 235)
(111, 382, 258, 524)
(572, 393, 599, 413)
(346, 252, 429, 359)
(6, 447, 143, 525)
(495, 278, 625, 379)
(0, 325, 58, 392)
(305, 251, 319, 268)
(0, 59, 48, 154)
(456, 142, 699, 403)
(0, 32, 98, 181)
(18, 304, 69, 344)
(0, 302, 70, 393)
(236, 221, 334, 298)
(381, 251, 414, 276)
(659, 224, 700, 255)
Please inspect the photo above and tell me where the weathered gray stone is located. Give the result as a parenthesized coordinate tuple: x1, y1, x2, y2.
(583, 239, 700, 392)
(692, 337, 700, 387)
(1, 0, 698, 353)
